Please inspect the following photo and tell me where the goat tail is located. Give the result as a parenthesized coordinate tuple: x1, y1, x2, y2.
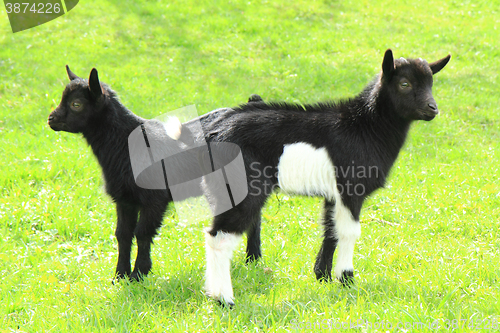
(164, 116, 183, 140)
(163, 116, 195, 146)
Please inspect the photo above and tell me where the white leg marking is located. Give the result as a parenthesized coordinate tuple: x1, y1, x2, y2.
(277, 142, 337, 200)
(204, 229, 242, 304)
(333, 200, 361, 280)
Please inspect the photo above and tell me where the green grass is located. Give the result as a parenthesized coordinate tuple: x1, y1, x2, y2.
(1, 0, 499, 331)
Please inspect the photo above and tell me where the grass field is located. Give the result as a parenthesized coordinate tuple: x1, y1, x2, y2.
(1, 0, 499, 331)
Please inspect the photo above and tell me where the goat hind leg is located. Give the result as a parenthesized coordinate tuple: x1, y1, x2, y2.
(130, 205, 165, 281)
(245, 216, 262, 263)
(205, 228, 242, 306)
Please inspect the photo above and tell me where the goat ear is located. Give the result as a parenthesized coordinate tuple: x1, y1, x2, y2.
(429, 54, 451, 74)
(66, 65, 80, 81)
(88, 68, 103, 101)
(382, 49, 395, 79)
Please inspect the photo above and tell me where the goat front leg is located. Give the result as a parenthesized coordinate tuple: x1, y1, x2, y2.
(333, 199, 361, 286)
(114, 203, 139, 280)
(314, 200, 337, 281)
(130, 205, 165, 281)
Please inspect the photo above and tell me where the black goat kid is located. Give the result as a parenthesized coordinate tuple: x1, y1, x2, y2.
(48, 67, 261, 281)
(194, 49, 450, 305)
(48, 49, 450, 306)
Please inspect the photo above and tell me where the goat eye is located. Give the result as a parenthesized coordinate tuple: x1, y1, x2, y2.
(71, 102, 82, 109)
(400, 82, 411, 89)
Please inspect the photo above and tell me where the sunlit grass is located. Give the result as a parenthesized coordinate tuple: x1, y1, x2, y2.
(1, 0, 499, 331)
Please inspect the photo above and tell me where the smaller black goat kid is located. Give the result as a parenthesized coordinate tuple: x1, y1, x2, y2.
(48, 67, 261, 282)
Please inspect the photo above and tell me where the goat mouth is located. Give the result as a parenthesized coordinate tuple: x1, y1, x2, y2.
(422, 114, 436, 121)
(48, 121, 68, 131)
(418, 110, 438, 121)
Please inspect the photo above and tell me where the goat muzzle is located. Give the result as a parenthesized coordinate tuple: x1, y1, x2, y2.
(48, 111, 64, 131)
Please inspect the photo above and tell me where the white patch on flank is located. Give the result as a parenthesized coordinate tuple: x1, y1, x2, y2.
(204, 229, 242, 304)
(163, 116, 182, 140)
(277, 142, 337, 200)
(333, 200, 361, 280)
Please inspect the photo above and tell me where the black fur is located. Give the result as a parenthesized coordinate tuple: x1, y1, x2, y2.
(248, 94, 263, 103)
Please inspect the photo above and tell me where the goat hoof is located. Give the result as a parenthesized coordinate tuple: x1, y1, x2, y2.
(339, 270, 355, 287)
(130, 271, 146, 282)
(314, 270, 333, 283)
(245, 253, 261, 264)
(112, 272, 130, 285)
(217, 299, 235, 309)
(205, 293, 235, 308)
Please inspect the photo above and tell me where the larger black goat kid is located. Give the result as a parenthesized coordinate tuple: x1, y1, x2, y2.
(194, 49, 450, 305)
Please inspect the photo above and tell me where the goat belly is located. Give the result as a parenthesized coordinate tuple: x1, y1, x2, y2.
(276, 142, 338, 200)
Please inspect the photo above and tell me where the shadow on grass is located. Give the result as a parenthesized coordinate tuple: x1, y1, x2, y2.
(110, 262, 367, 310)
(100, 264, 464, 331)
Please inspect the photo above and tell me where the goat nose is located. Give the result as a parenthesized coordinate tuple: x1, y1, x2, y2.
(428, 103, 439, 115)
